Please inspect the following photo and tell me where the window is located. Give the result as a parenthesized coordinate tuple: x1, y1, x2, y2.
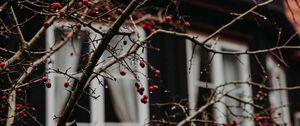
(266, 56, 291, 125)
(186, 36, 253, 125)
(46, 22, 149, 126)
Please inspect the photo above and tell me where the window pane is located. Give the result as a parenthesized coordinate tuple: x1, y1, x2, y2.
(199, 48, 212, 83)
(104, 79, 139, 122)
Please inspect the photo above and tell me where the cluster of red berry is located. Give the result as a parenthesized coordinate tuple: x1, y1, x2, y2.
(255, 90, 268, 101)
(165, 15, 190, 27)
(119, 60, 146, 76)
(41, 76, 52, 88)
(254, 115, 273, 126)
(135, 83, 147, 103)
(41, 76, 71, 88)
(141, 20, 157, 32)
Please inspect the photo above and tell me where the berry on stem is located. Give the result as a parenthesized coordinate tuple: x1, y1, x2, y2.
(45, 82, 52, 88)
(82, 0, 89, 5)
(0, 62, 5, 68)
(120, 70, 126, 76)
(135, 83, 140, 89)
(76, 23, 81, 30)
(142, 94, 148, 100)
(184, 21, 190, 27)
(52, 2, 62, 9)
(16, 104, 23, 108)
(31, 107, 37, 112)
(41, 76, 48, 81)
(1, 95, 7, 100)
(43, 22, 50, 28)
(64, 82, 70, 88)
(139, 60, 145, 68)
(20, 111, 28, 118)
(137, 87, 145, 95)
(166, 16, 172, 23)
(149, 85, 158, 91)
(16, 88, 23, 93)
(5, 68, 10, 72)
(59, 10, 66, 16)
(87, 1, 93, 7)
(154, 69, 161, 78)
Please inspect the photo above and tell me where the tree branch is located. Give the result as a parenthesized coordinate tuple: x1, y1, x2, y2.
(9, 6, 27, 50)
(57, 0, 141, 125)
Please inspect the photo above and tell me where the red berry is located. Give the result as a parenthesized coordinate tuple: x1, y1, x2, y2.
(45, 82, 52, 88)
(41, 76, 48, 81)
(184, 21, 190, 27)
(154, 69, 161, 78)
(139, 60, 145, 68)
(89, 8, 98, 15)
(59, 10, 66, 16)
(64, 82, 70, 88)
(31, 107, 37, 112)
(142, 95, 148, 100)
(165, 16, 172, 23)
(137, 87, 145, 95)
(16, 88, 23, 93)
(140, 98, 147, 104)
(82, 0, 89, 5)
(231, 120, 237, 126)
(1, 105, 7, 109)
(16, 104, 23, 108)
(5, 68, 10, 72)
(87, 1, 93, 7)
(152, 84, 158, 89)
(76, 23, 81, 30)
(255, 116, 263, 122)
(0, 63, 5, 68)
(43, 22, 50, 28)
(135, 83, 140, 89)
(20, 111, 28, 118)
(149, 86, 155, 91)
(52, 2, 62, 9)
(1, 95, 7, 99)
(149, 85, 158, 91)
(120, 70, 126, 76)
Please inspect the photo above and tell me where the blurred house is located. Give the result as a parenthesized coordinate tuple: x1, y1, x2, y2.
(3, 0, 300, 126)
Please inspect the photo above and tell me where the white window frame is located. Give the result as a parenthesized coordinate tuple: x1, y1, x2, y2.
(266, 56, 291, 125)
(46, 22, 149, 126)
(186, 35, 253, 126)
